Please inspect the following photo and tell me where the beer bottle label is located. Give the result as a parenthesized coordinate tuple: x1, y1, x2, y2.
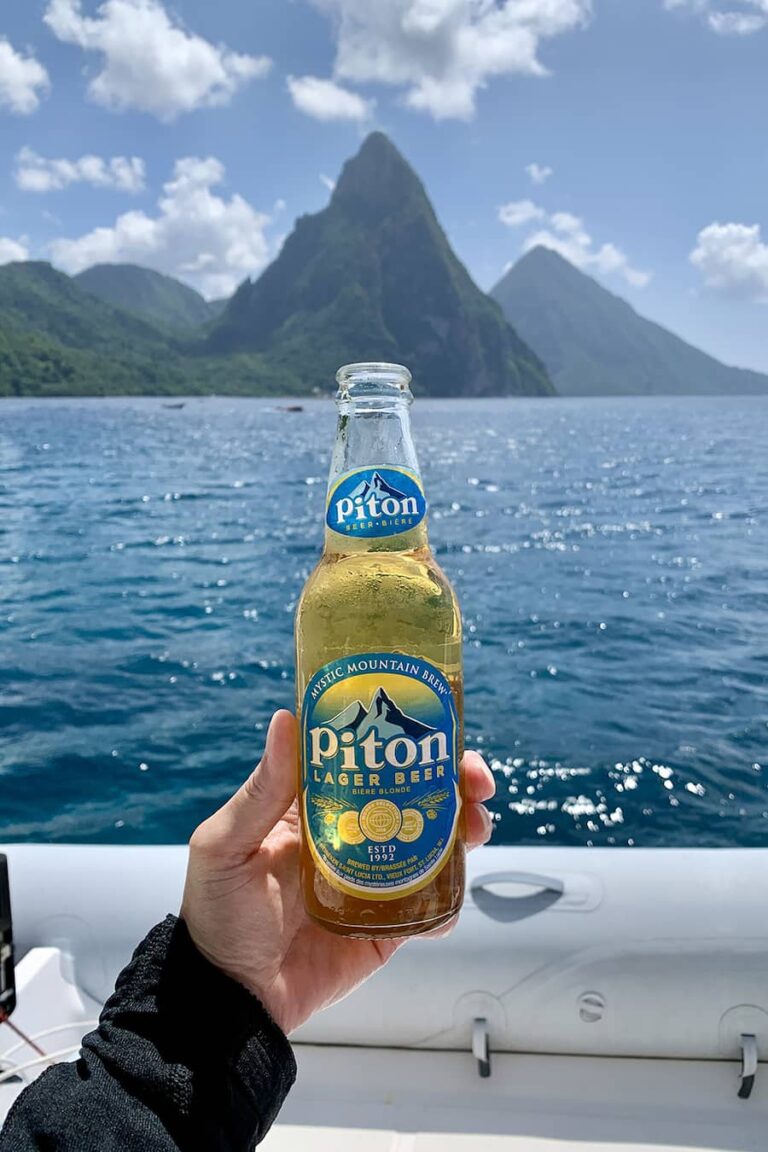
(326, 466, 427, 539)
(302, 652, 460, 900)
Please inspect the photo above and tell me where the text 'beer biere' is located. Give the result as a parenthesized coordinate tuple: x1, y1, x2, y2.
(295, 362, 464, 938)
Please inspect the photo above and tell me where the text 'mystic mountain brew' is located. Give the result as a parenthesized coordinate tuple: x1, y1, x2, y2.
(295, 362, 464, 938)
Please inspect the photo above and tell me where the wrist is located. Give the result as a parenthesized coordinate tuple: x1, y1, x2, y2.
(179, 912, 287, 1034)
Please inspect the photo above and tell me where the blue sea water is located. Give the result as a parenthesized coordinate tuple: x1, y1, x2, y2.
(1, 396, 767, 847)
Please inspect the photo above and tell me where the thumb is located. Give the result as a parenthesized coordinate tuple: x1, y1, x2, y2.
(211, 710, 298, 854)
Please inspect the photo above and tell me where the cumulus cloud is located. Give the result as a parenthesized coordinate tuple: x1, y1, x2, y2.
(49, 156, 272, 298)
(525, 162, 553, 185)
(0, 237, 29, 264)
(44, 0, 270, 120)
(664, 0, 768, 34)
(498, 199, 546, 227)
(15, 147, 145, 193)
(500, 197, 651, 287)
(0, 38, 50, 114)
(690, 222, 768, 299)
(287, 75, 373, 121)
(306, 0, 591, 121)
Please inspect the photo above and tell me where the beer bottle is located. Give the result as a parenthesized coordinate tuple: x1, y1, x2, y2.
(295, 362, 464, 938)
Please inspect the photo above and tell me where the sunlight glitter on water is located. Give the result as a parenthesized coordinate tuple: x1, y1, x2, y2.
(1, 396, 768, 845)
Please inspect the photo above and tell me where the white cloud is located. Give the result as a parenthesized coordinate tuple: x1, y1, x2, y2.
(525, 162, 553, 185)
(500, 196, 651, 287)
(0, 38, 50, 115)
(0, 237, 29, 264)
(320, 173, 336, 192)
(15, 147, 145, 193)
(498, 199, 546, 227)
(49, 156, 272, 298)
(550, 210, 582, 234)
(307, 0, 591, 121)
(709, 9, 767, 30)
(44, 0, 270, 121)
(664, 0, 768, 34)
(287, 75, 373, 121)
(690, 221, 768, 300)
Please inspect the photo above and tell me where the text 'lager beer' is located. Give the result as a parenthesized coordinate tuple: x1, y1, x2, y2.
(295, 362, 464, 938)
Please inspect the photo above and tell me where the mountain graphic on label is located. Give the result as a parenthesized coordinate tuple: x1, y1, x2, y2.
(347, 471, 408, 504)
(327, 686, 435, 742)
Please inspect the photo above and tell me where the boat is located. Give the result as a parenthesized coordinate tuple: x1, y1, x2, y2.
(1, 843, 767, 1148)
(162, 402, 185, 409)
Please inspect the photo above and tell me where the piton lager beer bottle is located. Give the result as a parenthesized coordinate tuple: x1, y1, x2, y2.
(295, 362, 464, 938)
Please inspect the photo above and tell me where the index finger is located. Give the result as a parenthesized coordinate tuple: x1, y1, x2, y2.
(462, 750, 496, 803)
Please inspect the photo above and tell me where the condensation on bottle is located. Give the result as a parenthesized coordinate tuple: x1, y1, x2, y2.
(295, 362, 464, 938)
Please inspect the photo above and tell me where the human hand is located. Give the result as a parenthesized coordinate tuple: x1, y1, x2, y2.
(181, 710, 495, 1035)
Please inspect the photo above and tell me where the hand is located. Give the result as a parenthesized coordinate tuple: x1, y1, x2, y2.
(181, 710, 495, 1035)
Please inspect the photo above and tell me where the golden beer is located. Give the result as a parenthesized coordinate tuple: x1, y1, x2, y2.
(295, 362, 464, 938)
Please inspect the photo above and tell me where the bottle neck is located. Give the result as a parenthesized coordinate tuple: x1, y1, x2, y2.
(324, 395, 429, 555)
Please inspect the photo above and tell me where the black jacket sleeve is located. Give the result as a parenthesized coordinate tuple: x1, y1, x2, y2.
(0, 915, 297, 1152)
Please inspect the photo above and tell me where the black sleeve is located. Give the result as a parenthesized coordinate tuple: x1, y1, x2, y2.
(0, 915, 297, 1152)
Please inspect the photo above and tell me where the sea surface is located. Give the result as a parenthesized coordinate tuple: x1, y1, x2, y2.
(2, 396, 767, 847)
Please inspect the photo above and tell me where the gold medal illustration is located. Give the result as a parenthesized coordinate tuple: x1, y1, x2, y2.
(360, 799, 402, 842)
(397, 808, 424, 842)
(337, 809, 365, 845)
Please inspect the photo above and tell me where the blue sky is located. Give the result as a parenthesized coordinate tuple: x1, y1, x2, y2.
(1, 0, 768, 370)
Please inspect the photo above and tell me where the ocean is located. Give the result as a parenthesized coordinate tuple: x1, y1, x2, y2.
(2, 396, 767, 847)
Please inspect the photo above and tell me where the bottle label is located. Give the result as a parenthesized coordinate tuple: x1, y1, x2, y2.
(326, 466, 426, 539)
(302, 652, 460, 900)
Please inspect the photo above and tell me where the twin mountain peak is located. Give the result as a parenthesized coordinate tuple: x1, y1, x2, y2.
(328, 686, 436, 742)
(208, 131, 551, 397)
(350, 472, 407, 502)
(1, 131, 764, 397)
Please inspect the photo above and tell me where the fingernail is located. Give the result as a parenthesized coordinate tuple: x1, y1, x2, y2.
(480, 805, 494, 840)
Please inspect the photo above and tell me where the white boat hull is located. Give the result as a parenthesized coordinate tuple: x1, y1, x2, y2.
(2, 844, 767, 1148)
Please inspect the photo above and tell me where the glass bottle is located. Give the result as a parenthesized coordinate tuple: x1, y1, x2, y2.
(295, 362, 464, 938)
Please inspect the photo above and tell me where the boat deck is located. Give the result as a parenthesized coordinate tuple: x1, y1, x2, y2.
(264, 1044, 767, 1152)
(3, 844, 767, 1150)
(3, 949, 764, 1152)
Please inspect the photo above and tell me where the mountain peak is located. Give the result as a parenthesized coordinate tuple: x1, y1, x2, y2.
(496, 245, 620, 312)
(207, 134, 552, 397)
(328, 686, 435, 740)
(372, 686, 395, 710)
(517, 245, 573, 270)
(75, 262, 218, 332)
(332, 132, 429, 221)
(350, 471, 408, 502)
(356, 131, 402, 162)
(492, 247, 768, 397)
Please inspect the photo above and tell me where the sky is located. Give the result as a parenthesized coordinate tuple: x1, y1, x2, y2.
(1, 0, 768, 370)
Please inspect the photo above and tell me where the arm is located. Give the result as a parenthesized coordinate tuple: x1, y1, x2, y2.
(1, 711, 494, 1151)
(0, 915, 296, 1152)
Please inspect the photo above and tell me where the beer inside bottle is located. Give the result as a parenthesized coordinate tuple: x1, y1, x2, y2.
(295, 362, 464, 938)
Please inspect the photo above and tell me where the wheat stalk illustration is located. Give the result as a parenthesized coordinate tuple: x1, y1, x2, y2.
(311, 795, 348, 813)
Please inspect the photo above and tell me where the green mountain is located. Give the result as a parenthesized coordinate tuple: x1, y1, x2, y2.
(0, 261, 185, 395)
(492, 246, 768, 396)
(75, 263, 220, 333)
(209, 132, 552, 397)
(0, 261, 291, 397)
(0, 261, 170, 351)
